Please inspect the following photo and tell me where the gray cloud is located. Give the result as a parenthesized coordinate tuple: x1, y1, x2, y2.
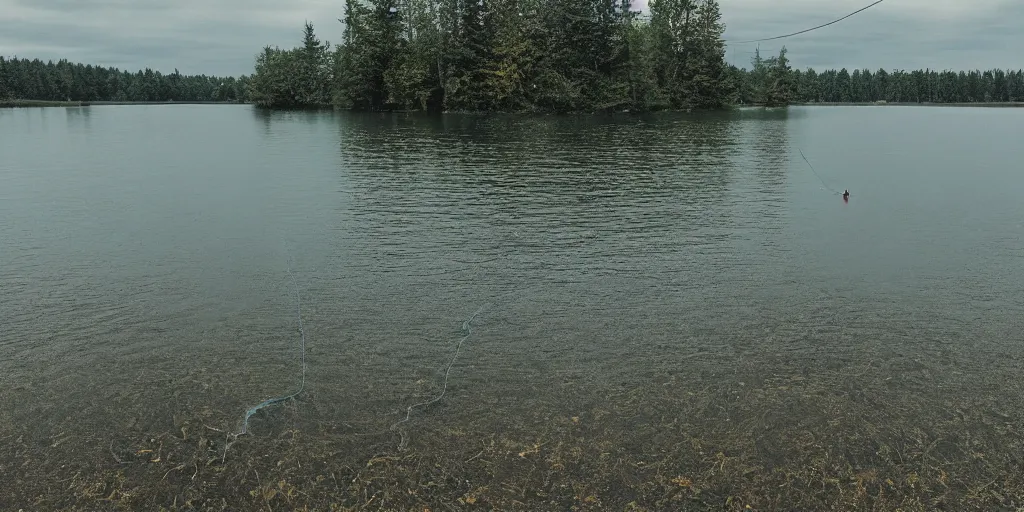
(723, 0, 1024, 71)
(0, 0, 345, 75)
(0, 0, 1021, 77)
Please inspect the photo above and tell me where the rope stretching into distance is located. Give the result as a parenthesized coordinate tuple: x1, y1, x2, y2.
(735, 0, 887, 44)
(390, 305, 488, 450)
(237, 263, 308, 436)
(799, 149, 842, 195)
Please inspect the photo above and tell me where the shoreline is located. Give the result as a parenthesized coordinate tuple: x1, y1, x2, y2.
(7, 99, 1024, 111)
(790, 101, 1024, 108)
(1, 99, 244, 108)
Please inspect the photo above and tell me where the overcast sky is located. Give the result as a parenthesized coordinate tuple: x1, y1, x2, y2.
(0, 0, 1021, 76)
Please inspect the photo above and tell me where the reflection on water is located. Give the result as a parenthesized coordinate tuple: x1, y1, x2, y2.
(1, 105, 1023, 510)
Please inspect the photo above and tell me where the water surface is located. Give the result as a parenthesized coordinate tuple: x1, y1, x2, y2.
(1, 105, 1023, 510)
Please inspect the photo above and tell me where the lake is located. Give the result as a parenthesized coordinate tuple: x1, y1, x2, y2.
(1, 105, 1023, 510)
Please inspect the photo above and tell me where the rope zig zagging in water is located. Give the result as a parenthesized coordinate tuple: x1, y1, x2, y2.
(238, 265, 307, 436)
(390, 305, 488, 450)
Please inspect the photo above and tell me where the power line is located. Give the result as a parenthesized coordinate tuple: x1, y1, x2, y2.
(733, 0, 887, 44)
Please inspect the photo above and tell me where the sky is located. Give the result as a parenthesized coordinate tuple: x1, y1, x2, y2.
(0, 0, 1021, 77)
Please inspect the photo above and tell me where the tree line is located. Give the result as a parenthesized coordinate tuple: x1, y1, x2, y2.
(250, 1, 1024, 112)
(5, 1, 1023, 112)
(0, 56, 246, 103)
(777, 66, 1024, 105)
(727, 48, 1024, 105)
(248, 0, 734, 113)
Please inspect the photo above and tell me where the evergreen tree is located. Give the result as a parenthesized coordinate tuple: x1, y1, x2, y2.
(794, 67, 817, 102)
(486, 0, 541, 111)
(334, 0, 369, 108)
(680, 0, 728, 109)
(834, 68, 850, 102)
(1009, 70, 1024, 101)
(0, 57, 9, 99)
(248, 46, 300, 107)
(300, 22, 332, 105)
(383, 0, 445, 111)
(649, 0, 698, 108)
(748, 47, 768, 104)
(444, 0, 497, 111)
(763, 46, 792, 106)
(624, 19, 668, 110)
(850, 69, 864, 102)
(874, 68, 888, 101)
(247, 23, 332, 108)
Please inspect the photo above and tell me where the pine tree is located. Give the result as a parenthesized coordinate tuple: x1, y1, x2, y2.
(1009, 70, 1023, 101)
(624, 19, 667, 110)
(748, 47, 768, 104)
(334, 0, 364, 107)
(762, 46, 792, 106)
(0, 57, 9, 99)
(248, 46, 296, 108)
(335, 0, 403, 110)
(445, 0, 497, 111)
(300, 22, 331, 105)
(372, 0, 440, 110)
(650, 0, 698, 108)
(485, 0, 541, 111)
(680, 0, 727, 109)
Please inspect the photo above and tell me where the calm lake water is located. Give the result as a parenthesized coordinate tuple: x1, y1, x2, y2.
(1, 105, 1023, 510)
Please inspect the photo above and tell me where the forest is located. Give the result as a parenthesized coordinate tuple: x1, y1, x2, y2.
(783, 66, 1024, 105)
(248, 0, 736, 112)
(3, 0, 1024, 111)
(246, 0, 1024, 112)
(0, 56, 246, 103)
(733, 48, 1024, 105)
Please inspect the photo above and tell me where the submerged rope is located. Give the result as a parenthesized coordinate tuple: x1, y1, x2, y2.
(735, 0, 887, 44)
(799, 149, 842, 195)
(238, 263, 307, 436)
(390, 305, 487, 450)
